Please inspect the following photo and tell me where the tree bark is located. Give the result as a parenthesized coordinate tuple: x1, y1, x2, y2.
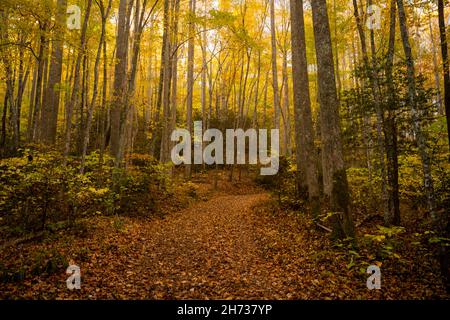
(41, 0, 67, 144)
(311, 0, 355, 239)
(269, 0, 281, 132)
(110, 0, 131, 164)
(290, 0, 320, 217)
(160, 0, 174, 163)
(384, 0, 400, 226)
(185, 0, 196, 177)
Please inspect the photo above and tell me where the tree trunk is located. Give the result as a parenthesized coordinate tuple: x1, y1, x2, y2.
(290, 0, 320, 218)
(311, 0, 355, 239)
(170, 0, 181, 170)
(160, 0, 174, 164)
(31, 23, 49, 142)
(41, 0, 66, 144)
(185, 0, 196, 177)
(269, 0, 281, 133)
(384, 0, 400, 226)
(282, 50, 291, 157)
(429, 14, 443, 114)
(110, 0, 131, 164)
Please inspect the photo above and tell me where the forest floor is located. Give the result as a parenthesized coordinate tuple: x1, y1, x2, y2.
(0, 175, 448, 299)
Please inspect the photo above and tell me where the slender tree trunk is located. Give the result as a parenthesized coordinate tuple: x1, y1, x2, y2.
(31, 24, 48, 142)
(429, 15, 443, 114)
(15, 47, 30, 144)
(160, 0, 174, 163)
(384, 0, 400, 226)
(333, 0, 342, 96)
(253, 51, 261, 129)
(201, 0, 207, 130)
(282, 50, 291, 157)
(185, 0, 196, 177)
(170, 0, 181, 169)
(99, 26, 109, 163)
(433, 0, 450, 293)
(1, 87, 7, 150)
(270, 0, 281, 132)
(0, 10, 19, 150)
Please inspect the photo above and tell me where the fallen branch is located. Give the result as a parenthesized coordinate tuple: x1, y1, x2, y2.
(316, 222, 332, 233)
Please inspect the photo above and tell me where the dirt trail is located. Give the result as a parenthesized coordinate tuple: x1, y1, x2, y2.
(137, 193, 283, 299)
(92, 190, 318, 300)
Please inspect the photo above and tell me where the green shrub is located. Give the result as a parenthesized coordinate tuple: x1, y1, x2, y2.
(0, 150, 172, 237)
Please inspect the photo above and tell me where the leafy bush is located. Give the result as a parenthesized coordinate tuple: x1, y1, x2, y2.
(0, 150, 172, 237)
(362, 226, 405, 260)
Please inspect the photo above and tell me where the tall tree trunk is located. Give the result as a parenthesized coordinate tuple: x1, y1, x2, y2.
(160, 0, 174, 163)
(15, 45, 30, 144)
(110, 0, 131, 164)
(311, 0, 355, 239)
(253, 51, 261, 129)
(269, 0, 281, 132)
(1, 93, 6, 150)
(27, 65, 37, 142)
(282, 50, 291, 157)
(99, 16, 109, 163)
(185, 0, 196, 177)
(201, 0, 207, 130)
(0, 10, 20, 150)
(170, 0, 181, 168)
(31, 23, 49, 142)
(429, 14, 443, 114)
(434, 0, 450, 293)
(290, 0, 320, 218)
(384, 0, 400, 226)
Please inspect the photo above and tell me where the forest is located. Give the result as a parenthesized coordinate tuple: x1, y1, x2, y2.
(0, 0, 449, 300)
